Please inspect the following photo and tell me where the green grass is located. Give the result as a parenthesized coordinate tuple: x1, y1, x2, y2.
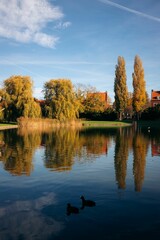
(0, 124, 15, 126)
(0, 122, 18, 129)
(81, 119, 160, 128)
(82, 120, 132, 127)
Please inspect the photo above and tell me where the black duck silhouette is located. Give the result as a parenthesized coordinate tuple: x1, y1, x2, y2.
(66, 203, 79, 216)
(80, 196, 96, 209)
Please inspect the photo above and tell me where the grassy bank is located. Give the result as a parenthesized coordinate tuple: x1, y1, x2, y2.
(0, 119, 159, 130)
(0, 123, 18, 130)
(82, 120, 132, 127)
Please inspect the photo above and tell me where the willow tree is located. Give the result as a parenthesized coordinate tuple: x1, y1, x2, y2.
(132, 55, 146, 120)
(114, 56, 128, 120)
(1, 75, 41, 121)
(44, 79, 79, 121)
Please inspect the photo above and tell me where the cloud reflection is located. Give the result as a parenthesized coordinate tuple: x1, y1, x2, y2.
(0, 193, 64, 240)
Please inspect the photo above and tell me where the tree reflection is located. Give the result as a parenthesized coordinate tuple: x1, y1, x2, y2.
(0, 125, 153, 187)
(81, 133, 109, 156)
(0, 128, 116, 175)
(132, 130, 149, 192)
(43, 128, 115, 171)
(0, 129, 41, 176)
(80, 128, 117, 157)
(44, 129, 80, 171)
(114, 128, 131, 189)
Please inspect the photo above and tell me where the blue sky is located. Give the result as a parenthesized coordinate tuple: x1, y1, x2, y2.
(0, 0, 160, 101)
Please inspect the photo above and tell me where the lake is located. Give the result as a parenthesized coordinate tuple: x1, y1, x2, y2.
(0, 126, 160, 240)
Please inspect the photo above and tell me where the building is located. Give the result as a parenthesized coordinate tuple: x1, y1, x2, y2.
(151, 90, 160, 107)
(87, 92, 109, 108)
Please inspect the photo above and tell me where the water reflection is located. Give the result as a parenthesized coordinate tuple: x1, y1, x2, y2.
(1, 127, 160, 239)
(150, 129, 160, 156)
(114, 128, 130, 189)
(0, 130, 39, 176)
(0, 192, 64, 239)
(44, 129, 80, 171)
(133, 130, 150, 192)
(0, 127, 160, 192)
(79, 128, 114, 158)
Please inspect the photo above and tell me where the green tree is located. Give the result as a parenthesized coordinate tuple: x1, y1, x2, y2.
(132, 55, 146, 119)
(44, 79, 79, 121)
(74, 84, 105, 113)
(0, 75, 41, 121)
(84, 91, 106, 113)
(114, 56, 128, 120)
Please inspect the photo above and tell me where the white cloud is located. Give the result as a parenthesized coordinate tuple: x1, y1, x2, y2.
(54, 21, 72, 29)
(33, 32, 59, 48)
(0, 0, 65, 47)
(100, 0, 160, 23)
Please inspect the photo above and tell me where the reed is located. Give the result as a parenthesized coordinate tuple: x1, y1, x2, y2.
(17, 117, 82, 131)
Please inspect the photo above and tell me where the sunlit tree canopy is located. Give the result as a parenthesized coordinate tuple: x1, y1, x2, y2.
(44, 79, 80, 121)
(132, 55, 146, 115)
(0, 75, 41, 121)
(114, 56, 128, 120)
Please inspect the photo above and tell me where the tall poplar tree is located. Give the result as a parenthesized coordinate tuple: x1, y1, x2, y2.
(132, 55, 146, 119)
(114, 56, 128, 120)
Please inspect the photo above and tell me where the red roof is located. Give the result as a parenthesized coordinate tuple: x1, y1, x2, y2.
(151, 90, 160, 107)
(151, 90, 160, 100)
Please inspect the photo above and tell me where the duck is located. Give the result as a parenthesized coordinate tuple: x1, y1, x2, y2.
(66, 203, 79, 215)
(80, 196, 96, 209)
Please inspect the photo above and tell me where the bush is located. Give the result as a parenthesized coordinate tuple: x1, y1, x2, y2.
(141, 105, 160, 120)
(79, 108, 117, 121)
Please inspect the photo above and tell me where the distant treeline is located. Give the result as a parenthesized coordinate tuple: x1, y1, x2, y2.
(0, 54, 160, 123)
(0, 75, 115, 122)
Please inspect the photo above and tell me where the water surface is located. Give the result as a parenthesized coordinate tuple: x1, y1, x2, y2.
(0, 126, 160, 240)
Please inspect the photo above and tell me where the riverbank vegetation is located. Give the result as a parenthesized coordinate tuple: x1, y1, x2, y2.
(82, 120, 132, 127)
(0, 55, 159, 127)
(17, 117, 82, 130)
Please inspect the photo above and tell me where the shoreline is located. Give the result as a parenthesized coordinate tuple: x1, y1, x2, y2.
(0, 125, 18, 130)
(0, 119, 159, 130)
(82, 120, 132, 127)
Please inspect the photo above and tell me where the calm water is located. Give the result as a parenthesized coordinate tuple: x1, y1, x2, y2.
(0, 126, 160, 240)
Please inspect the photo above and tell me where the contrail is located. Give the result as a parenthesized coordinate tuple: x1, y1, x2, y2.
(99, 0, 160, 23)
(1, 58, 47, 79)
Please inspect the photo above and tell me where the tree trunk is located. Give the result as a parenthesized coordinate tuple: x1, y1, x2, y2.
(119, 112, 122, 121)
